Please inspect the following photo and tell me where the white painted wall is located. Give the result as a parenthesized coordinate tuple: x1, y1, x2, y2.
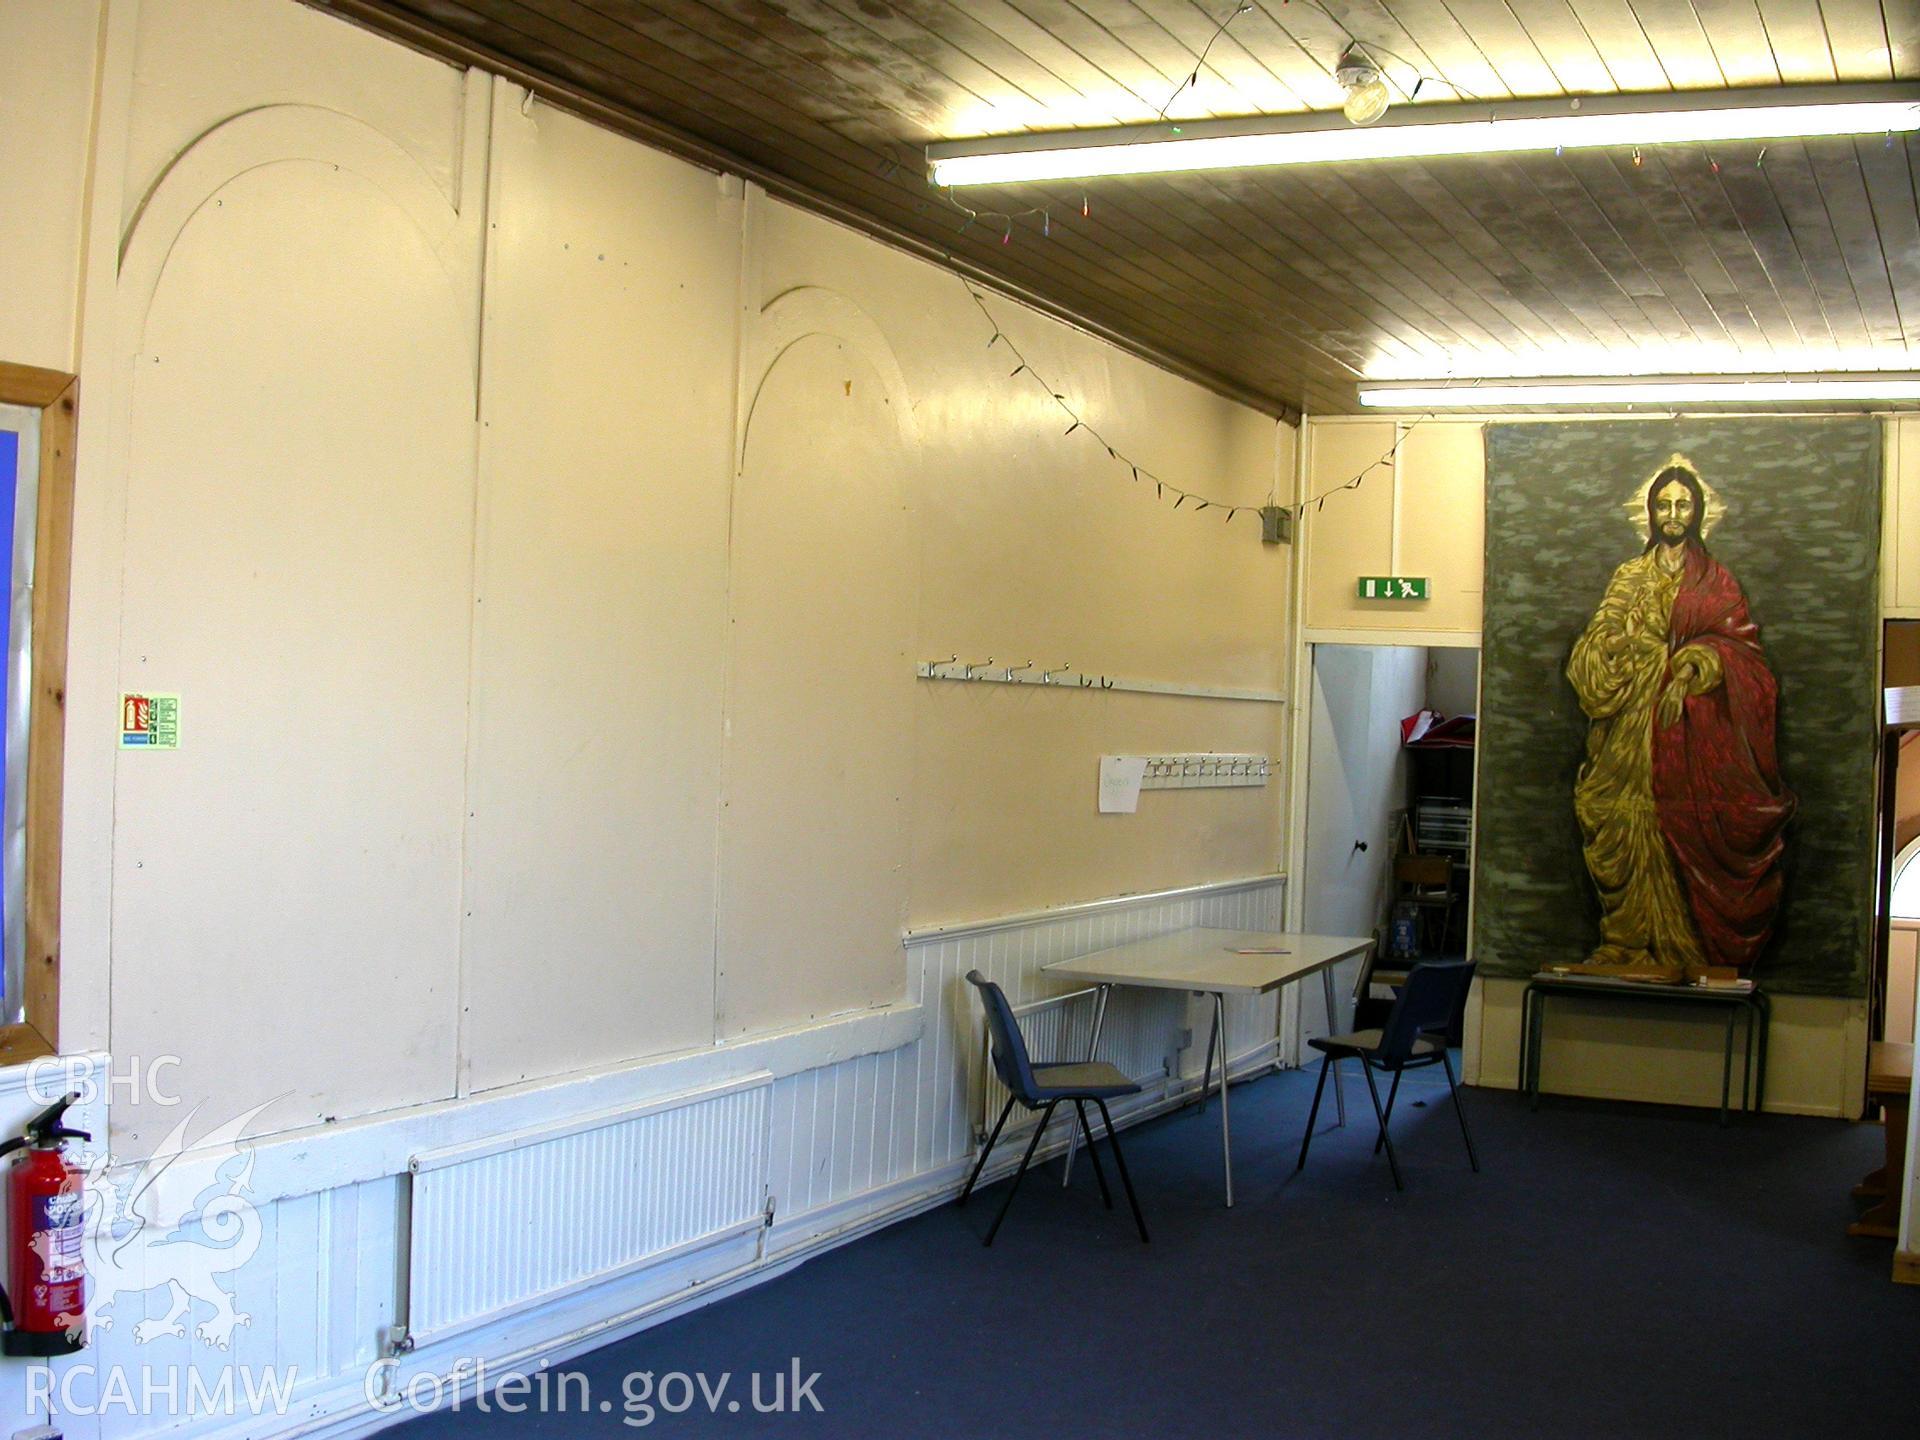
(718, 324, 917, 1038)
(754, 202, 1291, 929)
(1425, 648, 1480, 718)
(0, 0, 1298, 1429)
(108, 95, 484, 1146)
(457, 85, 737, 1092)
(15, 0, 1287, 1145)
(0, 0, 100, 375)
(1889, 921, 1918, 1049)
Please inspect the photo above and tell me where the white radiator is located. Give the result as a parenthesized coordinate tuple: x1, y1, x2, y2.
(401, 1073, 772, 1349)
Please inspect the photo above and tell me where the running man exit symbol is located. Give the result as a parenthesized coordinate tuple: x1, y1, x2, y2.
(1356, 576, 1430, 601)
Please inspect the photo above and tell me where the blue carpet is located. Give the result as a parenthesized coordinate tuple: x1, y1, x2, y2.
(399, 1067, 1918, 1439)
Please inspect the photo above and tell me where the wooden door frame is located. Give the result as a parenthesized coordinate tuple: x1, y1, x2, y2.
(0, 361, 76, 1065)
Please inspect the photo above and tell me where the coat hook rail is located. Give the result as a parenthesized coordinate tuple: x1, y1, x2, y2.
(915, 661, 1285, 705)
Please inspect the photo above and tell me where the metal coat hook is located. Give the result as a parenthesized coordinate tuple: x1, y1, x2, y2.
(913, 660, 1285, 705)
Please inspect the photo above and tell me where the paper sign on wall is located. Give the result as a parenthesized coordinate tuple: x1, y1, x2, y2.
(1098, 756, 1148, 814)
(121, 693, 180, 749)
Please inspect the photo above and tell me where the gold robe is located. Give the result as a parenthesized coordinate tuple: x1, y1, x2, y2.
(1565, 552, 1708, 977)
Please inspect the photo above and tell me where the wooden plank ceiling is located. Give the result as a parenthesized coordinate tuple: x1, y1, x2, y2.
(322, 0, 1920, 417)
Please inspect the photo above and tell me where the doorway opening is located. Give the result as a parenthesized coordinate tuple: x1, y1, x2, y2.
(1299, 642, 1479, 1048)
(1876, 620, 1920, 1047)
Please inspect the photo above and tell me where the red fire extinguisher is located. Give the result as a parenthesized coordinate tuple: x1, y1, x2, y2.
(0, 1094, 91, 1356)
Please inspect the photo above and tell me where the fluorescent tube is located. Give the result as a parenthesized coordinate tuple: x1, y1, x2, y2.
(925, 85, 1919, 187)
(1356, 378, 1920, 409)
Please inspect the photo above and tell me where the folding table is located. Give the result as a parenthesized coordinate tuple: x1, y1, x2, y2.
(1041, 928, 1375, 1206)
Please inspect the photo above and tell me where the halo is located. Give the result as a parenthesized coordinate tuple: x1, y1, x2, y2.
(1623, 453, 1726, 542)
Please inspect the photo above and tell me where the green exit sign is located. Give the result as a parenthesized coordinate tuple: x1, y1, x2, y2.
(1357, 576, 1430, 601)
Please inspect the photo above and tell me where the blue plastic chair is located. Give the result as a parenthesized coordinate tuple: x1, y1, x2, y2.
(959, 971, 1149, 1245)
(1296, 959, 1480, 1191)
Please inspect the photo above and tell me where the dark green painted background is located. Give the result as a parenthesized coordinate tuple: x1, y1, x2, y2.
(1474, 419, 1880, 997)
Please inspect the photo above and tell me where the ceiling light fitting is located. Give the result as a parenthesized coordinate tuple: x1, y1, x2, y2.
(924, 83, 1919, 188)
(1335, 48, 1391, 127)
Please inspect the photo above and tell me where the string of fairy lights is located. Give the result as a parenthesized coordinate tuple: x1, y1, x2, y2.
(962, 279, 1434, 528)
(931, 1, 1462, 534)
(1158, 3, 1261, 120)
(962, 282, 1254, 525)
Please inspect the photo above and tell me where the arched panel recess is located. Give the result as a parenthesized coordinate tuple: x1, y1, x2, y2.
(108, 116, 479, 1152)
(740, 286, 919, 467)
(718, 330, 920, 1038)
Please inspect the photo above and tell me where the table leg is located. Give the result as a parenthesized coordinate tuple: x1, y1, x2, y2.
(1062, 984, 1112, 1187)
(1517, 987, 1532, 1094)
(1196, 992, 1219, 1117)
(1320, 964, 1346, 1127)
(1740, 1002, 1754, 1113)
(1754, 993, 1769, 1112)
(1529, 990, 1546, 1110)
(1849, 1092, 1909, 1238)
(1718, 1005, 1735, 1126)
(1214, 991, 1233, 1207)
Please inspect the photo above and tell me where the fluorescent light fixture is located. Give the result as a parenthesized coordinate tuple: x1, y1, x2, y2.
(1364, 345, 1920, 382)
(925, 83, 1920, 187)
(1357, 376, 1920, 409)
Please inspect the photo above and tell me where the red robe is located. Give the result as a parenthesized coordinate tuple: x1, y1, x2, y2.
(1650, 543, 1795, 971)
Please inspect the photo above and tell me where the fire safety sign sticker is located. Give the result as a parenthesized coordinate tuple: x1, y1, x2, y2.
(120, 692, 180, 749)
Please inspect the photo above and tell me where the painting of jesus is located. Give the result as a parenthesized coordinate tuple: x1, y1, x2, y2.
(1564, 456, 1794, 983)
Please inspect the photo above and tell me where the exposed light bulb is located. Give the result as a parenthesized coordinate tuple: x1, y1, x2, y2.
(1337, 50, 1391, 127)
(1343, 76, 1392, 126)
